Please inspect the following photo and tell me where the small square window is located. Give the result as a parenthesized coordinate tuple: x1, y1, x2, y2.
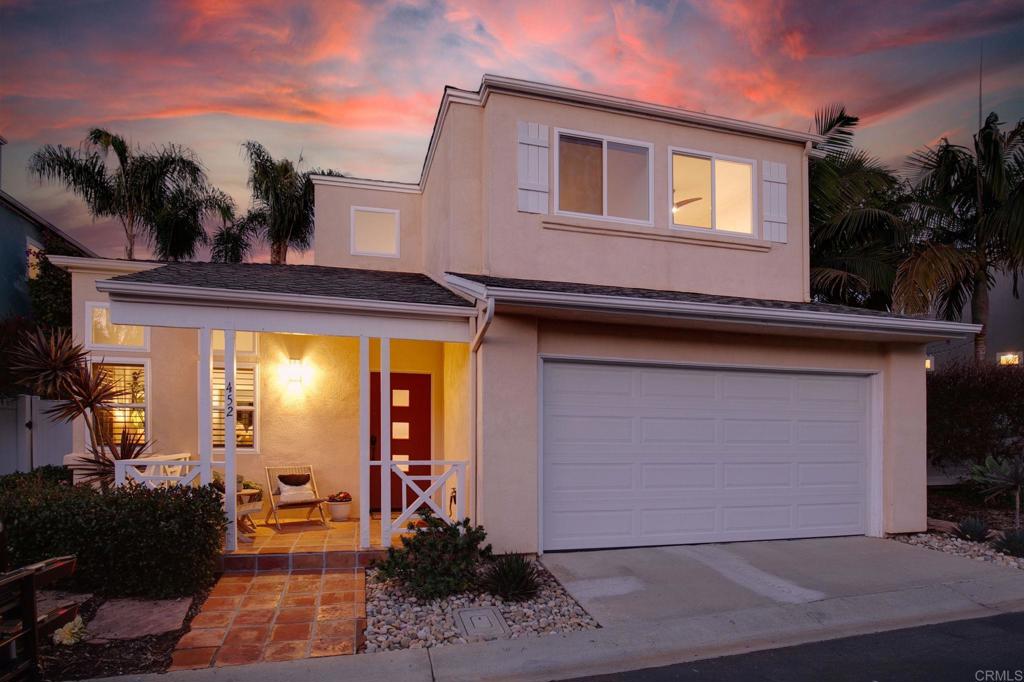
(392, 389, 410, 407)
(88, 303, 146, 349)
(212, 330, 257, 354)
(351, 208, 399, 257)
(392, 422, 410, 439)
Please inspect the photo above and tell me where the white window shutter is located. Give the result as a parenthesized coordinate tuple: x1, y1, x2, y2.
(762, 161, 787, 243)
(517, 122, 549, 214)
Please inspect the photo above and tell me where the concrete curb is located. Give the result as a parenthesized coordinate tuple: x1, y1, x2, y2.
(96, 574, 1024, 682)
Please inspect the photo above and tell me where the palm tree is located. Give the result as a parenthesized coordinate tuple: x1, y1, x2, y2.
(29, 129, 217, 260)
(894, 113, 1024, 361)
(209, 195, 264, 264)
(241, 141, 315, 265)
(809, 105, 905, 309)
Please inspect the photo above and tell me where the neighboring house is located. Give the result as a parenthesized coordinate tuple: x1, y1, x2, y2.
(927, 270, 1024, 369)
(0, 135, 97, 474)
(51, 76, 977, 554)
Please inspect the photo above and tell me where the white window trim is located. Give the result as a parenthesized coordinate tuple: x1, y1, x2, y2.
(350, 206, 401, 258)
(212, 362, 260, 454)
(668, 146, 758, 239)
(212, 331, 259, 359)
(553, 128, 655, 227)
(85, 301, 150, 352)
(88, 356, 151, 442)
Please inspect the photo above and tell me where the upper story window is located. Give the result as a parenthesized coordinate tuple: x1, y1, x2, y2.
(87, 302, 147, 351)
(555, 130, 652, 224)
(212, 330, 257, 356)
(26, 236, 43, 280)
(671, 149, 755, 235)
(351, 206, 400, 258)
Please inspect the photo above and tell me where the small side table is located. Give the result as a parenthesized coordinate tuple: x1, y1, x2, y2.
(236, 488, 263, 542)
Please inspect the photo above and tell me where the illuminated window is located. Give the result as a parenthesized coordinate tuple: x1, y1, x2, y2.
(351, 207, 399, 257)
(672, 151, 754, 235)
(93, 362, 146, 445)
(925, 355, 935, 372)
(87, 302, 146, 349)
(997, 351, 1022, 367)
(213, 366, 257, 449)
(392, 422, 410, 439)
(557, 131, 651, 222)
(212, 330, 257, 355)
(392, 389, 410, 407)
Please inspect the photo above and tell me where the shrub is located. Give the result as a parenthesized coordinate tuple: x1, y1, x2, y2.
(482, 554, 540, 601)
(0, 473, 224, 598)
(927, 363, 1024, 467)
(0, 465, 72, 491)
(375, 509, 491, 599)
(952, 516, 991, 542)
(994, 529, 1024, 558)
(971, 454, 1024, 531)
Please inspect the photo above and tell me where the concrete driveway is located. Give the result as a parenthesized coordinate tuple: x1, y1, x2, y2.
(541, 536, 1024, 626)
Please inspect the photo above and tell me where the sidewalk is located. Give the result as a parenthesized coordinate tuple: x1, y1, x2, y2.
(97, 568, 1024, 682)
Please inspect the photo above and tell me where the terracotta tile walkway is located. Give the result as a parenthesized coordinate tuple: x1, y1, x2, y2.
(169, 570, 365, 670)
(227, 519, 404, 555)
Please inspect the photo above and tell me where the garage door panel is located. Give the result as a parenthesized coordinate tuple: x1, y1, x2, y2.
(543, 362, 869, 551)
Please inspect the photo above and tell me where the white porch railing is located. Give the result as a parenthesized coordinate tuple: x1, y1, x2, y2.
(385, 459, 468, 537)
(113, 453, 207, 489)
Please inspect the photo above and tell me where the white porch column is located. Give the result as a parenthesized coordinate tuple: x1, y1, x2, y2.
(358, 336, 370, 549)
(223, 330, 238, 552)
(379, 337, 391, 547)
(197, 327, 212, 485)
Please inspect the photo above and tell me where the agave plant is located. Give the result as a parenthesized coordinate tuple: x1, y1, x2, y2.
(10, 328, 152, 486)
(481, 554, 541, 602)
(971, 454, 1024, 531)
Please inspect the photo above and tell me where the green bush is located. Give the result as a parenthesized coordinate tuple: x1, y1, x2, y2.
(481, 554, 540, 601)
(0, 465, 73, 490)
(927, 364, 1024, 467)
(953, 516, 991, 542)
(375, 509, 491, 599)
(0, 474, 225, 598)
(995, 530, 1024, 558)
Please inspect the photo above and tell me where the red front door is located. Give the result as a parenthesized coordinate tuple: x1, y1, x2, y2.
(370, 372, 432, 512)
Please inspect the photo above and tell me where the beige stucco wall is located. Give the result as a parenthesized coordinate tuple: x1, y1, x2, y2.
(477, 313, 928, 553)
(310, 92, 809, 302)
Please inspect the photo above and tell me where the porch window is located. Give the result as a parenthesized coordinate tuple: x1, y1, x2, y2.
(93, 362, 147, 445)
(212, 330, 257, 355)
(351, 207, 400, 257)
(556, 131, 652, 223)
(671, 150, 754, 235)
(87, 302, 147, 350)
(213, 365, 257, 450)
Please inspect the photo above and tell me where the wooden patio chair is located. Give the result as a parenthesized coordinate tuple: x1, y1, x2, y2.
(263, 465, 328, 530)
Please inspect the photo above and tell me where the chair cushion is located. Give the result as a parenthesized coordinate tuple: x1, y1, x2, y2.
(278, 473, 311, 487)
(278, 476, 315, 504)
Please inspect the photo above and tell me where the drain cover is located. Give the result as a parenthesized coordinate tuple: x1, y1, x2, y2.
(454, 606, 510, 640)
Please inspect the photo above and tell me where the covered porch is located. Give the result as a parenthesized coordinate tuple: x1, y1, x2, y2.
(96, 262, 479, 552)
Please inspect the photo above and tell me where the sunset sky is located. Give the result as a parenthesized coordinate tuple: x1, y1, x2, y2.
(2, 0, 1023, 260)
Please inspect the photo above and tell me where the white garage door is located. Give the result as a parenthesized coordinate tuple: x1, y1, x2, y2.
(542, 362, 870, 551)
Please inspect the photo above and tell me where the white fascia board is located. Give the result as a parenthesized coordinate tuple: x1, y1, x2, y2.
(47, 255, 161, 275)
(95, 279, 477, 320)
(310, 175, 421, 194)
(443, 274, 981, 340)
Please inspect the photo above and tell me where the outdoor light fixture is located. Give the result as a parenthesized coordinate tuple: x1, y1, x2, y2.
(925, 355, 935, 372)
(997, 351, 1022, 367)
(287, 358, 303, 383)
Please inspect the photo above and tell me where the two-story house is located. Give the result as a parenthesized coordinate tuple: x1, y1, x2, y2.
(53, 76, 977, 556)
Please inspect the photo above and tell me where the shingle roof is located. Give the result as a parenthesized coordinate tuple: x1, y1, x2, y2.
(448, 272, 924, 320)
(110, 262, 473, 307)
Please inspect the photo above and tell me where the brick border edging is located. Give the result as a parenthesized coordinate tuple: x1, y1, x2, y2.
(219, 550, 387, 574)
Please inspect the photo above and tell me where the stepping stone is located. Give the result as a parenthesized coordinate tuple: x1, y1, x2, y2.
(87, 597, 192, 642)
(37, 589, 92, 615)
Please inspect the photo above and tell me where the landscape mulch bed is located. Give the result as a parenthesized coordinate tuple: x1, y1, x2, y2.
(928, 484, 1017, 532)
(39, 588, 210, 681)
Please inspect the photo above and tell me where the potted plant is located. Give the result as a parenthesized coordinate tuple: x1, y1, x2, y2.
(327, 491, 352, 521)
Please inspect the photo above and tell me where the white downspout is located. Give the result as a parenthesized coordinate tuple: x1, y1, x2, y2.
(469, 298, 493, 524)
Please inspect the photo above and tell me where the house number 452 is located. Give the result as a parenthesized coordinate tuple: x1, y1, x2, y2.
(225, 380, 234, 417)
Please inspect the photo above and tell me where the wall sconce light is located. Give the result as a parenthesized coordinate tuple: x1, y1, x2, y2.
(287, 358, 304, 384)
(924, 355, 935, 372)
(997, 351, 1022, 367)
